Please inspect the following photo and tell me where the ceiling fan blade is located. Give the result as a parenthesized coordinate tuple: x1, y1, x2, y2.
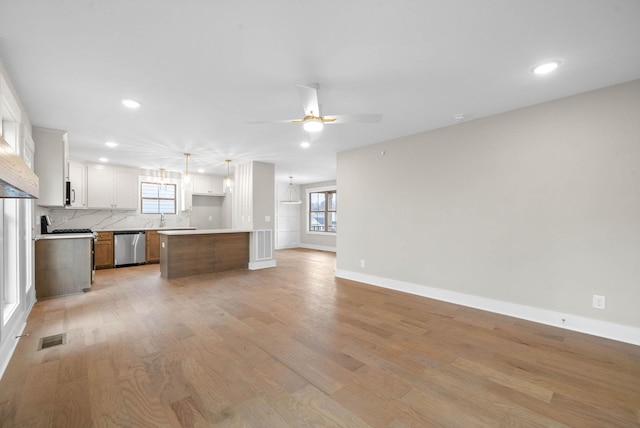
(324, 113, 383, 124)
(248, 119, 299, 124)
(296, 83, 320, 117)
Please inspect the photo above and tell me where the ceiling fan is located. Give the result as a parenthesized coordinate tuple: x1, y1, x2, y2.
(257, 83, 382, 132)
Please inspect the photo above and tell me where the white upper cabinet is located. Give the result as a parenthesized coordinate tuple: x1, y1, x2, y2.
(87, 165, 138, 210)
(192, 174, 224, 195)
(67, 160, 86, 208)
(33, 127, 68, 207)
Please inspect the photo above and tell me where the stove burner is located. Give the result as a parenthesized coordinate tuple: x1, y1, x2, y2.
(51, 229, 93, 234)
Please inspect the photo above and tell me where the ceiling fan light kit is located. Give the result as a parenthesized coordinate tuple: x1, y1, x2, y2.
(255, 83, 382, 133)
(303, 117, 324, 132)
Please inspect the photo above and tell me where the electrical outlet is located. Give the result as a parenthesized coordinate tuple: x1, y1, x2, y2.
(593, 294, 606, 310)
(208, 216, 213, 221)
(360, 259, 366, 268)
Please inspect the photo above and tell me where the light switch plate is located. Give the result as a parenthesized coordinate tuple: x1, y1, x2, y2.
(593, 294, 606, 309)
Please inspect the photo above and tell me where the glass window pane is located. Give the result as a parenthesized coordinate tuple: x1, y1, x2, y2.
(142, 199, 159, 214)
(328, 212, 337, 232)
(158, 200, 175, 214)
(310, 212, 325, 231)
(158, 184, 175, 199)
(328, 192, 337, 211)
(141, 183, 159, 198)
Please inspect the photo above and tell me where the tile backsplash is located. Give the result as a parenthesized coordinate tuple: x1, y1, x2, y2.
(39, 207, 190, 231)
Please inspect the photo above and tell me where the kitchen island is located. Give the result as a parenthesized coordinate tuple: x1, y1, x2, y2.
(158, 229, 251, 279)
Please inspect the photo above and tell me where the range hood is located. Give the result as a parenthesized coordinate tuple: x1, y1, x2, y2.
(0, 135, 39, 199)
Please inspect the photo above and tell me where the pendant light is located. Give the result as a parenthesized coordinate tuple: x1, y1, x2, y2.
(159, 168, 166, 190)
(281, 176, 302, 204)
(223, 159, 232, 193)
(183, 153, 191, 184)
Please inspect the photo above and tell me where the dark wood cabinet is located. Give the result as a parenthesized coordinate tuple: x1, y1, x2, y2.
(145, 230, 160, 263)
(95, 231, 114, 269)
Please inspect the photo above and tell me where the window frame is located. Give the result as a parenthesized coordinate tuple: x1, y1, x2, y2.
(140, 181, 177, 214)
(306, 186, 337, 235)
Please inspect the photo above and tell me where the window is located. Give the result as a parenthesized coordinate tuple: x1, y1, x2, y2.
(140, 182, 176, 214)
(309, 190, 337, 232)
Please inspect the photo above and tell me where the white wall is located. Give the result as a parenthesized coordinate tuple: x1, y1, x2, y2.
(337, 80, 640, 344)
(275, 181, 301, 249)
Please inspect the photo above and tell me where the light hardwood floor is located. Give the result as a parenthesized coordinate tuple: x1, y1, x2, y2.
(1, 248, 639, 427)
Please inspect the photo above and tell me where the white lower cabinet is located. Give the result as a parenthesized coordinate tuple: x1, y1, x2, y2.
(87, 165, 138, 209)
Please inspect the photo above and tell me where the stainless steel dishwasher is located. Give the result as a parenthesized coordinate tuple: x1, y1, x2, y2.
(114, 231, 146, 267)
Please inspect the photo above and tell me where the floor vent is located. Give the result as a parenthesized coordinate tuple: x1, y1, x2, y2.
(38, 333, 67, 350)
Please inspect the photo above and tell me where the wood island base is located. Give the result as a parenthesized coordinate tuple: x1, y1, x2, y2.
(159, 230, 250, 279)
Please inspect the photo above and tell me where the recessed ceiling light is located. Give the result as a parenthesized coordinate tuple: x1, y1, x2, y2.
(122, 98, 141, 109)
(533, 60, 561, 75)
(300, 141, 311, 148)
(453, 114, 466, 122)
(197, 168, 204, 173)
(99, 157, 108, 162)
(105, 141, 118, 147)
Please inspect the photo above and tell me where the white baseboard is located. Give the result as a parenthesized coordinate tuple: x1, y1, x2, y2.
(299, 244, 336, 253)
(0, 320, 26, 381)
(335, 269, 640, 346)
(275, 243, 300, 250)
(249, 259, 277, 270)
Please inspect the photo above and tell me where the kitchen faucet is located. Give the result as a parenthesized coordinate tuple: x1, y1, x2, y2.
(160, 212, 165, 228)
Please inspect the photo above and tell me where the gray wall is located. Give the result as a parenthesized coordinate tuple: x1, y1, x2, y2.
(337, 79, 640, 329)
(300, 180, 337, 251)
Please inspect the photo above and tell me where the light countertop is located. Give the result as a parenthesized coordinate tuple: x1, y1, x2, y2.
(93, 227, 196, 232)
(157, 229, 252, 236)
(36, 233, 95, 240)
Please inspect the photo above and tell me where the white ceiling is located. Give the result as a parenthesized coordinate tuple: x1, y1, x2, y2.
(1, 1, 639, 184)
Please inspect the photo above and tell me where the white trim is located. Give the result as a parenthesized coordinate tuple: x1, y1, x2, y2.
(335, 269, 640, 346)
(249, 259, 277, 270)
(0, 297, 35, 380)
(299, 243, 336, 253)
(0, 321, 24, 380)
(305, 185, 336, 193)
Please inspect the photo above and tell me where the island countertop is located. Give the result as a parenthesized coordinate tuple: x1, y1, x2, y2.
(157, 228, 253, 236)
